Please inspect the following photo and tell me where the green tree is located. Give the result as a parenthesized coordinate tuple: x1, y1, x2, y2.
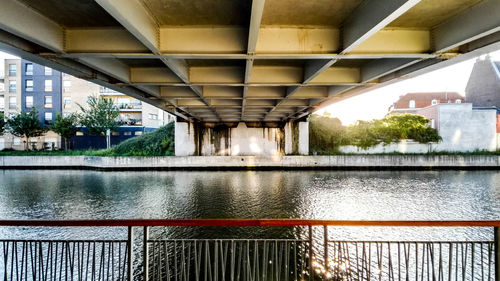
(6, 109, 47, 150)
(0, 113, 5, 135)
(344, 114, 441, 149)
(309, 114, 347, 154)
(78, 95, 119, 147)
(51, 113, 79, 150)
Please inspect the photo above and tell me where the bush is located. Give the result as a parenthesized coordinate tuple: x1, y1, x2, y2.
(309, 114, 348, 154)
(110, 122, 175, 156)
(310, 113, 441, 152)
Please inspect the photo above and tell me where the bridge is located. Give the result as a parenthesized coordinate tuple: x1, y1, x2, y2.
(0, 0, 499, 156)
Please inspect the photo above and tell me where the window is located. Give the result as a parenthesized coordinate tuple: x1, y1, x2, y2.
(25, 96, 33, 108)
(25, 63, 33, 75)
(149, 113, 158, 120)
(76, 131, 84, 136)
(13, 138, 21, 146)
(63, 97, 72, 109)
(455, 99, 462, 104)
(63, 80, 72, 91)
(431, 99, 437, 105)
(8, 64, 16, 76)
(409, 100, 416, 108)
(25, 80, 33, 92)
(44, 80, 52, 92)
(112, 131, 120, 136)
(62, 112, 70, 118)
(123, 131, 132, 136)
(135, 131, 143, 136)
(44, 112, 53, 125)
(44, 67, 52, 75)
(9, 80, 16, 93)
(9, 96, 17, 109)
(44, 96, 53, 108)
(430, 119, 435, 129)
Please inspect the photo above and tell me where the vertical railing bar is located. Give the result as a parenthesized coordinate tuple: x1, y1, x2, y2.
(494, 227, 499, 281)
(308, 226, 312, 281)
(323, 225, 328, 278)
(127, 227, 133, 281)
(143, 226, 149, 281)
(471, 242, 475, 281)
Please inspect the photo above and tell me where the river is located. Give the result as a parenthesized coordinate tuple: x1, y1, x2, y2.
(0, 170, 498, 241)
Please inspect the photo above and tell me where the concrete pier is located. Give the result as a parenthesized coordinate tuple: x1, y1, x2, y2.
(175, 121, 309, 156)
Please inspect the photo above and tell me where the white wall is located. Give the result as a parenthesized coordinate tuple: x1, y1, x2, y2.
(339, 104, 499, 154)
(433, 104, 497, 152)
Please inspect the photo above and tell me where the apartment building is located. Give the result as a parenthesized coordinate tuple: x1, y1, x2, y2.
(0, 59, 174, 150)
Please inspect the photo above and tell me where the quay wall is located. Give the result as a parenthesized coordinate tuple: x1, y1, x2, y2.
(0, 155, 499, 170)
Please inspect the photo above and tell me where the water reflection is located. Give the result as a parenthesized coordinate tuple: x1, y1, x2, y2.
(0, 170, 498, 241)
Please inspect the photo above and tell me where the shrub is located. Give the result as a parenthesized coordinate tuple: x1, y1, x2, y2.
(110, 122, 175, 156)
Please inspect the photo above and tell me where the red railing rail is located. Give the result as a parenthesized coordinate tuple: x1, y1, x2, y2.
(0, 219, 499, 227)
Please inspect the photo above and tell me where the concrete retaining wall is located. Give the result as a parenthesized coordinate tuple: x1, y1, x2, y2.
(0, 155, 499, 170)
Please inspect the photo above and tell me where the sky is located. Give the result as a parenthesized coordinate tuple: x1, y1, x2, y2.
(2, 49, 500, 124)
(316, 49, 500, 125)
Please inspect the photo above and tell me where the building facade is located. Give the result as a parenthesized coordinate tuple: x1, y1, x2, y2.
(388, 92, 465, 115)
(0, 58, 174, 150)
(465, 55, 500, 108)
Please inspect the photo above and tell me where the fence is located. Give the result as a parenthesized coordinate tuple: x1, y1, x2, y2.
(0, 219, 498, 281)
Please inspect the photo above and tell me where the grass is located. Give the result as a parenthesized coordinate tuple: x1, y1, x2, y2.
(0, 122, 175, 157)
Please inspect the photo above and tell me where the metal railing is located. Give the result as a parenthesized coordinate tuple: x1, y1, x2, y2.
(0, 219, 498, 281)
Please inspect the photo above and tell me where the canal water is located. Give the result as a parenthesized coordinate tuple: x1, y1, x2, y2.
(0, 170, 498, 241)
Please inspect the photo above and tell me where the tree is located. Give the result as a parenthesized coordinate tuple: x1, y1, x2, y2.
(0, 113, 5, 135)
(6, 109, 47, 150)
(309, 114, 347, 154)
(51, 113, 79, 150)
(78, 95, 119, 148)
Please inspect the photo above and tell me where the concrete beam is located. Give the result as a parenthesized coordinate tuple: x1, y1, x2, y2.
(0, 0, 64, 52)
(131, 67, 183, 84)
(342, 0, 421, 53)
(432, 0, 500, 53)
(160, 27, 247, 53)
(309, 67, 361, 84)
(247, 0, 266, 54)
(77, 57, 131, 83)
(62, 52, 435, 60)
(95, 0, 159, 53)
(65, 28, 149, 53)
(360, 58, 420, 82)
(303, 59, 336, 84)
(350, 29, 430, 54)
(255, 27, 339, 54)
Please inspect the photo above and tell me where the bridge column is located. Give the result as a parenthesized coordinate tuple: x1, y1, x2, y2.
(284, 121, 309, 155)
(174, 120, 199, 156)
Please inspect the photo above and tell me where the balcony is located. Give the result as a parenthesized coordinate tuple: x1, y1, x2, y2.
(116, 103, 142, 111)
(0, 219, 498, 281)
(118, 119, 143, 126)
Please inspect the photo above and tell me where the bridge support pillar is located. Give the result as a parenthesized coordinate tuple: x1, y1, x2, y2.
(284, 121, 309, 155)
(175, 119, 309, 156)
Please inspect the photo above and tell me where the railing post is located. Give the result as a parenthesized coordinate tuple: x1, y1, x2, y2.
(324, 225, 328, 276)
(127, 226, 134, 281)
(495, 227, 499, 281)
(143, 226, 149, 281)
(308, 225, 313, 281)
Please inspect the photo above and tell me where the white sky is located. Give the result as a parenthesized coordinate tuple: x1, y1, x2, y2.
(2, 49, 500, 124)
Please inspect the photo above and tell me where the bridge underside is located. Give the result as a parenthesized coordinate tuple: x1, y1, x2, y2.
(0, 0, 499, 155)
